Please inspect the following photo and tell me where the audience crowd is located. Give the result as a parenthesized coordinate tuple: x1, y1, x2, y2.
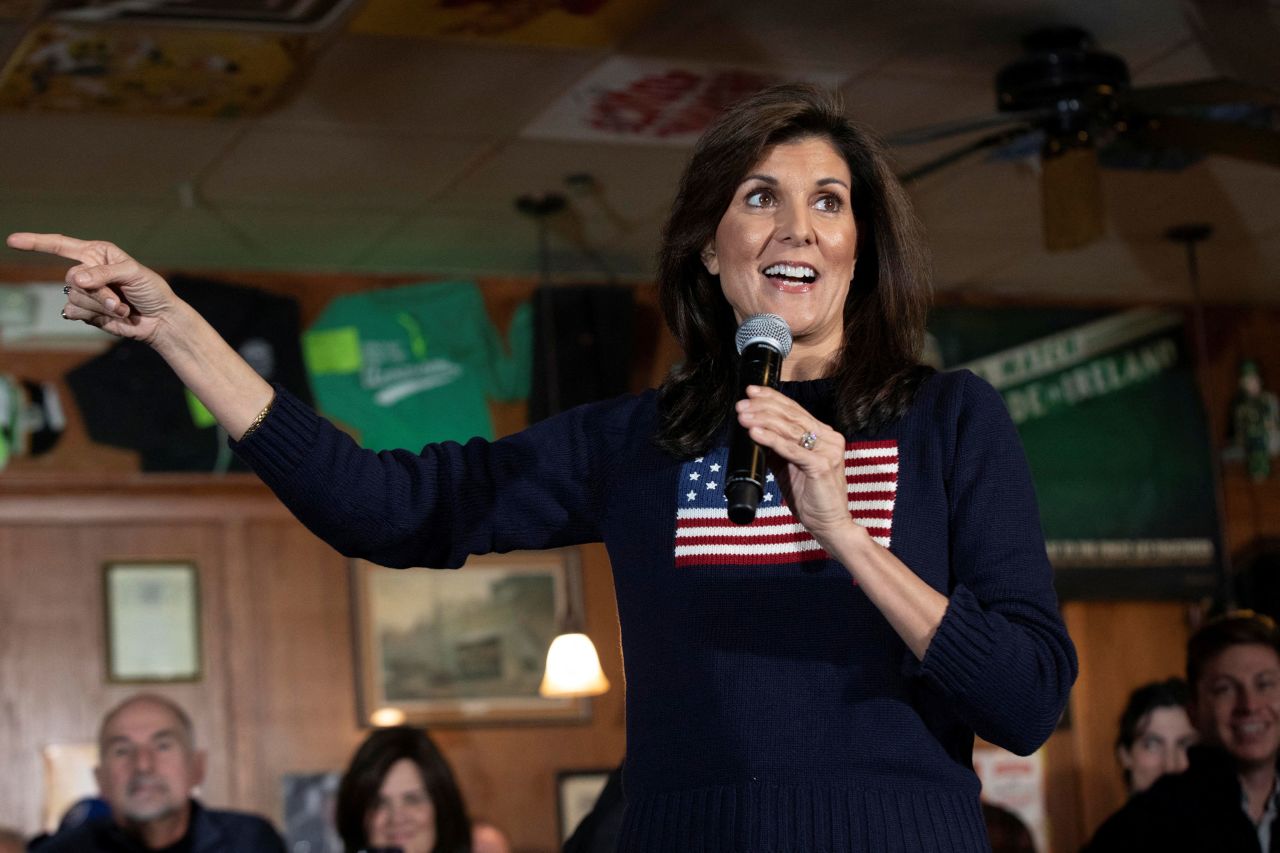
(4, 608, 1277, 851)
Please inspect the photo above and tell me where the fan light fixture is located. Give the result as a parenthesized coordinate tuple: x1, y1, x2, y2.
(889, 25, 1280, 252)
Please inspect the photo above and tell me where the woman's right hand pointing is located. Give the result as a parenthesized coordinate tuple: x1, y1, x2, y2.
(6, 232, 180, 346)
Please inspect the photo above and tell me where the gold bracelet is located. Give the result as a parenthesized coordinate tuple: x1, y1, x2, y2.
(240, 394, 276, 440)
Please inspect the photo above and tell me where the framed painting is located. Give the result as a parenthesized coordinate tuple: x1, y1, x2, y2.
(352, 548, 589, 725)
(103, 561, 201, 682)
(556, 768, 613, 842)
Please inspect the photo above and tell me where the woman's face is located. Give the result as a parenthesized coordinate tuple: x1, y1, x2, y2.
(703, 136, 858, 376)
(366, 757, 436, 853)
(1118, 705, 1199, 794)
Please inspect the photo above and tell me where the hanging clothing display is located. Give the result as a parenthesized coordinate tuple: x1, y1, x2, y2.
(302, 281, 531, 450)
(66, 275, 312, 472)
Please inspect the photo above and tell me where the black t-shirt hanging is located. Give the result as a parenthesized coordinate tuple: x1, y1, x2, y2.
(66, 275, 313, 472)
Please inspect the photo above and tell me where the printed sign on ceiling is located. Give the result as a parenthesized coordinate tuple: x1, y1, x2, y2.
(522, 56, 846, 145)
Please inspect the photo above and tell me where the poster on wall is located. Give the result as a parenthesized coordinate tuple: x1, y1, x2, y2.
(973, 746, 1047, 853)
(928, 305, 1220, 599)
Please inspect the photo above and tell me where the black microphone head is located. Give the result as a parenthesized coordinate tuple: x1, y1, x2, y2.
(735, 313, 792, 359)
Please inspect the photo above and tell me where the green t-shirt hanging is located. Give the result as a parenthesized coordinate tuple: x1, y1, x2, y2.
(302, 282, 531, 451)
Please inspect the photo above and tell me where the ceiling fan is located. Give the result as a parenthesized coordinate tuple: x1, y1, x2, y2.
(887, 26, 1280, 251)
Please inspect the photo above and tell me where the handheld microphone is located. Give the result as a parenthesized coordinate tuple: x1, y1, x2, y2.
(724, 313, 793, 525)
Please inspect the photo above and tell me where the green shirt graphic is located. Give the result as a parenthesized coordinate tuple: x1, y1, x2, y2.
(303, 282, 531, 451)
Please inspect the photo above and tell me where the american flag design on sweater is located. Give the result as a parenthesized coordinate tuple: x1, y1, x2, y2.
(674, 439, 899, 567)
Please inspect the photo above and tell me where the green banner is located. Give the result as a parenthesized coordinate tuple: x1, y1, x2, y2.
(929, 306, 1220, 599)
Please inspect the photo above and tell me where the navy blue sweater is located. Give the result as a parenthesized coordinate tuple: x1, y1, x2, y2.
(233, 369, 1076, 852)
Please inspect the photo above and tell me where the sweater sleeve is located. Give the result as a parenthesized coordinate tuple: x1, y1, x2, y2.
(230, 385, 632, 568)
(912, 371, 1078, 754)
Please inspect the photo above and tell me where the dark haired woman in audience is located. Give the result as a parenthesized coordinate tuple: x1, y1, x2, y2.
(1114, 678, 1198, 795)
(11, 82, 1076, 850)
(335, 726, 471, 853)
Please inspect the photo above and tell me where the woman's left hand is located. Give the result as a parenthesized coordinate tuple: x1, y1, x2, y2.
(736, 385, 854, 544)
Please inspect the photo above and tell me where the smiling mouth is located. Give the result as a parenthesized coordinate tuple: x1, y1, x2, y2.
(762, 262, 818, 286)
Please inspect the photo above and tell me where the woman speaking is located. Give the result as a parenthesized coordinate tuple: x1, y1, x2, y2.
(8, 83, 1076, 851)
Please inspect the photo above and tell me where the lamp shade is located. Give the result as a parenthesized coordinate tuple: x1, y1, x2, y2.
(539, 632, 610, 698)
(369, 707, 406, 727)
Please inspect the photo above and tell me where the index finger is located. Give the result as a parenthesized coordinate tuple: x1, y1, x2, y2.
(6, 232, 100, 263)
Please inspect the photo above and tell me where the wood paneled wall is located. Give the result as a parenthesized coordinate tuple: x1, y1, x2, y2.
(0, 483, 628, 852)
(0, 264, 665, 852)
(2, 257, 1279, 852)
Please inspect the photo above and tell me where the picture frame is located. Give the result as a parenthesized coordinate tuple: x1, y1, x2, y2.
(556, 768, 613, 842)
(351, 549, 590, 726)
(103, 561, 201, 682)
(281, 771, 342, 853)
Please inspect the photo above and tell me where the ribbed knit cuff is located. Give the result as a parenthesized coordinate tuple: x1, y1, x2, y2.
(908, 584, 999, 698)
(228, 384, 321, 484)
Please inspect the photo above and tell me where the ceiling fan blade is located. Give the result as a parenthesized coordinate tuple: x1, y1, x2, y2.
(1123, 77, 1280, 112)
(1122, 114, 1280, 167)
(885, 109, 1050, 147)
(1042, 144, 1104, 252)
(896, 126, 1034, 184)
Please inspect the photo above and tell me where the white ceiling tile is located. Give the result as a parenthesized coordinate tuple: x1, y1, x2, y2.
(910, 158, 1044, 239)
(189, 205, 407, 271)
(0, 0, 1273, 302)
(261, 34, 604, 136)
(351, 205, 650, 282)
(966, 239, 1189, 303)
(431, 138, 685, 221)
(0, 198, 161, 254)
(929, 232, 1036, 292)
(623, 0, 904, 75)
(130, 206, 268, 270)
(198, 127, 488, 210)
(351, 208, 541, 275)
(843, 75, 996, 141)
(1203, 160, 1280, 236)
(0, 113, 246, 201)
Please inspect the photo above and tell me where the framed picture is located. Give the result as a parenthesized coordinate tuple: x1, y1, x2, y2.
(103, 561, 201, 682)
(40, 742, 99, 834)
(556, 768, 613, 842)
(351, 549, 589, 726)
(281, 771, 342, 853)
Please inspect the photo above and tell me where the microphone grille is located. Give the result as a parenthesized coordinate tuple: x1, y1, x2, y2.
(735, 313, 792, 359)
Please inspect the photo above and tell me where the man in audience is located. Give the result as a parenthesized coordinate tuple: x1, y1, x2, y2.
(1085, 610, 1280, 851)
(37, 693, 285, 852)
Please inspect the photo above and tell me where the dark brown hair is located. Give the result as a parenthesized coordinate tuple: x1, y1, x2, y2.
(1115, 677, 1191, 789)
(1187, 609, 1280, 689)
(335, 726, 471, 853)
(655, 82, 933, 456)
